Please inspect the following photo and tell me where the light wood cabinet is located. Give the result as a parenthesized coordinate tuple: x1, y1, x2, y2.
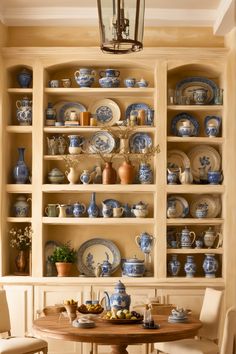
(0, 46, 234, 353)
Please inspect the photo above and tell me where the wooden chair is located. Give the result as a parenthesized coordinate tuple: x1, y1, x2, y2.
(0, 289, 48, 354)
(154, 287, 223, 354)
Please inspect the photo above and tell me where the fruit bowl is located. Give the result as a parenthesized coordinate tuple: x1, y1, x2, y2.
(101, 309, 143, 323)
(78, 303, 104, 315)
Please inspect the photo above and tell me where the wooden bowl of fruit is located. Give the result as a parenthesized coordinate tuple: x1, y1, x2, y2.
(78, 303, 104, 315)
(101, 309, 143, 324)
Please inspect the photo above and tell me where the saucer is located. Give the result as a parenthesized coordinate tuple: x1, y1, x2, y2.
(168, 315, 188, 323)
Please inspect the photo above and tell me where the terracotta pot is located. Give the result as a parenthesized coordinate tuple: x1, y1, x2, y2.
(55, 262, 72, 277)
(102, 162, 117, 184)
(118, 160, 135, 184)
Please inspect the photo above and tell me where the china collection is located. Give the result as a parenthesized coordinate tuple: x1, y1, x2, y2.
(168, 76, 224, 106)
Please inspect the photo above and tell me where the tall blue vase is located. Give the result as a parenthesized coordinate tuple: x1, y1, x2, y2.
(13, 148, 29, 184)
(87, 192, 99, 218)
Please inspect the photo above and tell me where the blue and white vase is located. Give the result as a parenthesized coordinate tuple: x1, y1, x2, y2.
(80, 170, 91, 184)
(168, 255, 181, 276)
(73, 202, 86, 217)
(45, 102, 56, 120)
(184, 255, 197, 278)
(138, 163, 153, 184)
(16, 96, 32, 126)
(101, 259, 112, 277)
(74, 68, 96, 88)
(13, 147, 29, 184)
(13, 195, 31, 217)
(87, 192, 99, 218)
(17, 68, 32, 88)
(99, 69, 120, 88)
(203, 254, 218, 278)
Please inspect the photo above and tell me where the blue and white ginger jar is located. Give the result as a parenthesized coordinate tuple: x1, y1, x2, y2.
(184, 255, 196, 277)
(138, 163, 153, 184)
(168, 255, 181, 276)
(203, 254, 218, 278)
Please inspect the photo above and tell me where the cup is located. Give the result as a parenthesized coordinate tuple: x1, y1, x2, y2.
(60, 78, 72, 88)
(80, 111, 90, 126)
(49, 80, 59, 88)
(214, 88, 224, 105)
(207, 171, 222, 185)
(90, 117, 97, 126)
(112, 207, 124, 218)
(45, 204, 59, 217)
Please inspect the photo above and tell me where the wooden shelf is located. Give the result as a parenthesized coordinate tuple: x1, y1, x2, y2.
(7, 217, 32, 223)
(167, 105, 224, 111)
(167, 218, 224, 225)
(43, 126, 155, 133)
(7, 88, 33, 94)
(42, 217, 154, 225)
(44, 87, 155, 97)
(6, 125, 32, 133)
(167, 137, 224, 144)
(42, 184, 156, 193)
(166, 184, 225, 194)
(167, 248, 223, 254)
(6, 184, 32, 193)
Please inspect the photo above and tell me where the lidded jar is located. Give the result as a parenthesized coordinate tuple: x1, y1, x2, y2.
(13, 195, 31, 217)
(109, 280, 131, 310)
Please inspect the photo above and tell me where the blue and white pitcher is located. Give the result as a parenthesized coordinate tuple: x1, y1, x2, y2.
(135, 232, 156, 254)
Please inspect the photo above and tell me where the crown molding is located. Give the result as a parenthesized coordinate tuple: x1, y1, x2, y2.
(213, 0, 236, 34)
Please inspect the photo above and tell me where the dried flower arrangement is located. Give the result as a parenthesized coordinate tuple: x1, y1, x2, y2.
(138, 145, 160, 164)
(100, 124, 136, 140)
(9, 226, 32, 250)
(63, 155, 81, 170)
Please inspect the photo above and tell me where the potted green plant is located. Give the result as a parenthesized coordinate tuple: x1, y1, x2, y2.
(50, 241, 76, 277)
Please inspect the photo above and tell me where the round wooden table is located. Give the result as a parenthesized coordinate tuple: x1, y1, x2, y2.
(33, 315, 202, 354)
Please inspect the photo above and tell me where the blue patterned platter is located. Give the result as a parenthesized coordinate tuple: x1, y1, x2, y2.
(125, 103, 153, 125)
(102, 199, 121, 208)
(88, 99, 121, 126)
(77, 238, 121, 276)
(176, 77, 218, 105)
(167, 196, 189, 218)
(53, 101, 87, 122)
(171, 112, 199, 136)
(89, 131, 116, 154)
(129, 133, 153, 153)
(204, 115, 222, 136)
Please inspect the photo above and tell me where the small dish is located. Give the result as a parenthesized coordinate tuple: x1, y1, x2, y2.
(129, 133, 153, 153)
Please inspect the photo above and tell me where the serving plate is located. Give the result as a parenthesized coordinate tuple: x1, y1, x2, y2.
(171, 112, 199, 136)
(187, 145, 221, 182)
(167, 196, 189, 218)
(125, 102, 152, 120)
(89, 131, 116, 154)
(77, 238, 121, 276)
(88, 99, 121, 126)
(99, 318, 143, 324)
(176, 76, 218, 105)
(129, 133, 153, 153)
(53, 101, 87, 122)
(167, 149, 191, 170)
(190, 195, 221, 218)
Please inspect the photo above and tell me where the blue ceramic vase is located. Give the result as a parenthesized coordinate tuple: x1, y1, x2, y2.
(17, 68, 32, 88)
(87, 192, 99, 218)
(203, 254, 218, 278)
(168, 255, 181, 276)
(13, 148, 29, 184)
(138, 163, 153, 184)
(184, 255, 197, 278)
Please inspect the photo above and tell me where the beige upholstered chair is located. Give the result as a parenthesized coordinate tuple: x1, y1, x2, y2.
(220, 307, 236, 354)
(154, 287, 223, 354)
(0, 289, 48, 354)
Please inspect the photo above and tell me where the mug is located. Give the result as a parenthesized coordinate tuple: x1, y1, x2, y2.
(112, 207, 124, 218)
(207, 171, 222, 185)
(48, 80, 59, 88)
(45, 204, 59, 217)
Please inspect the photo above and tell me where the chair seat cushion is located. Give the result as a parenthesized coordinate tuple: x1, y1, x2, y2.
(0, 337, 47, 354)
(154, 338, 219, 354)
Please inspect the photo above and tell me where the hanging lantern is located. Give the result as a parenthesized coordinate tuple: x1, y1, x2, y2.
(97, 0, 145, 54)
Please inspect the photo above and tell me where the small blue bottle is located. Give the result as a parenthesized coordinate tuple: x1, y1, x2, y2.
(87, 192, 99, 218)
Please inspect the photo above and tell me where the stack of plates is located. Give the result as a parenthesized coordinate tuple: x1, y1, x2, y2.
(168, 315, 188, 323)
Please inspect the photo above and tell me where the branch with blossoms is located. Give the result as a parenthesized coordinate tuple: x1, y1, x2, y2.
(9, 226, 32, 251)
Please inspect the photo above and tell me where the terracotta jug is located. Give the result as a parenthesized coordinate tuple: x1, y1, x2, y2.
(102, 162, 117, 184)
(118, 160, 135, 184)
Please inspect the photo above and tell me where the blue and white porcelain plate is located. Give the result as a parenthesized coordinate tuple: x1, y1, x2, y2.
(89, 131, 116, 154)
(167, 196, 189, 218)
(171, 112, 200, 136)
(204, 115, 222, 135)
(88, 99, 121, 126)
(53, 101, 87, 122)
(176, 77, 218, 105)
(102, 199, 121, 208)
(125, 102, 153, 125)
(190, 195, 221, 218)
(129, 133, 153, 153)
(77, 238, 121, 276)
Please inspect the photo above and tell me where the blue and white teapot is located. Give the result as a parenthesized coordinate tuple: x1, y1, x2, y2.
(135, 232, 156, 254)
(104, 280, 131, 311)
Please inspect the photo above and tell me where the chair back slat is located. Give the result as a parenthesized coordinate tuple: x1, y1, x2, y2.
(221, 307, 236, 354)
(0, 290, 11, 334)
(198, 287, 223, 340)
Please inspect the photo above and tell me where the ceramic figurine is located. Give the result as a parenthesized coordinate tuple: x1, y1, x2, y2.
(202, 254, 218, 278)
(13, 195, 31, 217)
(202, 227, 222, 248)
(123, 257, 145, 277)
(80, 170, 92, 184)
(74, 68, 96, 88)
(17, 68, 32, 88)
(168, 255, 181, 276)
(87, 192, 99, 218)
(16, 96, 32, 126)
(104, 280, 131, 311)
(73, 202, 86, 217)
(13, 147, 29, 184)
(184, 255, 197, 277)
(138, 163, 153, 184)
(179, 226, 196, 249)
(179, 167, 193, 184)
(99, 69, 120, 88)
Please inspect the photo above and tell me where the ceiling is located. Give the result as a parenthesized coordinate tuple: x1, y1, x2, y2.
(0, 0, 235, 35)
